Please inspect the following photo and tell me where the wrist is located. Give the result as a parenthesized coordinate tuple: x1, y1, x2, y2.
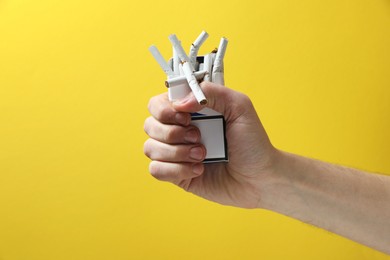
(256, 149, 301, 211)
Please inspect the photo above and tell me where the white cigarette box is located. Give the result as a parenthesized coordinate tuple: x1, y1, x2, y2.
(166, 56, 228, 163)
(149, 33, 229, 163)
(190, 108, 228, 163)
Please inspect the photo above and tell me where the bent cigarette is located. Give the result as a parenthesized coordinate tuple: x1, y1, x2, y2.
(213, 37, 228, 72)
(168, 34, 190, 63)
(213, 68, 224, 85)
(181, 62, 207, 105)
(189, 31, 209, 69)
(165, 70, 207, 88)
(212, 37, 228, 85)
(168, 34, 207, 105)
(149, 45, 174, 78)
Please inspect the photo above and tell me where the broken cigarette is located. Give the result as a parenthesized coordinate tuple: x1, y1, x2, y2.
(165, 70, 207, 88)
(181, 62, 207, 105)
(148, 45, 175, 79)
(212, 37, 228, 85)
(168, 34, 207, 105)
(189, 31, 209, 69)
(173, 43, 180, 76)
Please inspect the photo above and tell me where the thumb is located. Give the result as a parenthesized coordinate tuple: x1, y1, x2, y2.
(172, 81, 237, 115)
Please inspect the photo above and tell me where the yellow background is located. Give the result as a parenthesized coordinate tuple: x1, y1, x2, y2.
(0, 0, 389, 259)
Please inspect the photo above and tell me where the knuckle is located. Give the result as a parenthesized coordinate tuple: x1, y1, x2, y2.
(171, 166, 181, 180)
(147, 94, 181, 124)
(143, 139, 153, 158)
(171, 146, 182, 160)
(233, 92, 253, 115)
(160, 106, 174, 122)
(149, 161, 160, 179)
(147, 97, 154, 113)
(143, 117, 152, 135)
(239, 92, 251, 104)
(169, 164, 184, 182)
(164, 126, 179, 143)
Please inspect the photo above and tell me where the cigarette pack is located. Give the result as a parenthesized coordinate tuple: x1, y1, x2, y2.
(191, 108, 228, 163)
(149, 32, 229, 163)
(167, 56, 228, 163)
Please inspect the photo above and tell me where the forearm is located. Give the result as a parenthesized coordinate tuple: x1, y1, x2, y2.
(260, 150, 390, 254)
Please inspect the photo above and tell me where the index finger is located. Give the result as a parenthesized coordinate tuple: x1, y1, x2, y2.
(147, 92, 191, 126)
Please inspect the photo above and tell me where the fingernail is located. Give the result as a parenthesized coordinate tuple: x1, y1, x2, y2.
(184, 129, 199, 143)
(175, 113, 189, 125)
(192, 163, 204, 175)
(189, 146, 204, 161)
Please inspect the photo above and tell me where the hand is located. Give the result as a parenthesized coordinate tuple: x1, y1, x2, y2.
(144, 82, 278, 208)
(144, 82, 390, 254)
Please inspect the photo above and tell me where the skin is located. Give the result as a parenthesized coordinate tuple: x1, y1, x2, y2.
(144, 82, 390, 254)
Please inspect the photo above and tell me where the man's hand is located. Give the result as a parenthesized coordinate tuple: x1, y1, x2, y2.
(144, 81, 277, 208)
(144, 81, 390, 254)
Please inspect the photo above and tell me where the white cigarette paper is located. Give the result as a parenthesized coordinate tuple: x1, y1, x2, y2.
(212, 37, 228, 85)
(189, 31, 209, 69)
(203, 53, 215, 82)
(181, 62, 207, 105)
(179, 64, 184, 76)
(173, 44, 180, 76)
(149, 45, 174, 78)
(165, 70, 207, 88)
(168, 58, 173, 72)
(166, 70, 207, 101)
(168, 34, 192, 63)
(168, 34, 207, 105)
(213, 70, 224, 85)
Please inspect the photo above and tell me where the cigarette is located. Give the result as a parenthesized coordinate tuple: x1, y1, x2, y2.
(168, 34, 190, 63)
(198, 62, 204, 71)
(149, 45, 175, 78)
(181, 62, 207, 105)
(168, 58, 173, 72)
(212, 68, 224, 85)
(165, 70, 207, 88)
(166, 70, 207, 102)
(173, 43, 180, 76)
(179, 63, 185, 76)
(189, 31, 209, 69)
(168, 34, 207, 105)
(212, 37, 228, 85)
(203, 53, 215, 82)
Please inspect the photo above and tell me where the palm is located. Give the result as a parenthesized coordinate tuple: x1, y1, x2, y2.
(183, 102, 274, 208)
